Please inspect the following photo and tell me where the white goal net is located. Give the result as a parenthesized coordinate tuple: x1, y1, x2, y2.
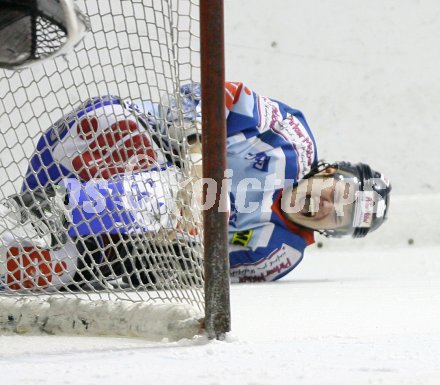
(0, 0, 207, 341)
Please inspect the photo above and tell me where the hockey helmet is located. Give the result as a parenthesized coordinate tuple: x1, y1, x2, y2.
(320, 161, 391, 238)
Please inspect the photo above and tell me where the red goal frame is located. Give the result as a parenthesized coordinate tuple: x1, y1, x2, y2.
(200, 0, 231, 339)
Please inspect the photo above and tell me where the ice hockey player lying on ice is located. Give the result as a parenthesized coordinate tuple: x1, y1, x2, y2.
(0, 82, 391, 291)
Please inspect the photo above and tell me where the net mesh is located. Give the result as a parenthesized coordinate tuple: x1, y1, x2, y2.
(34, 14, 67, 59)
(0, 0, 204, 315)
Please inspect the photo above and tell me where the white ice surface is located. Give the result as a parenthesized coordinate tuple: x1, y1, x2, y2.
(1, 245, 439, 385)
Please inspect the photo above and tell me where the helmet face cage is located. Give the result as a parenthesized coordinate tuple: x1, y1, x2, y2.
(319, 161, 391, 239)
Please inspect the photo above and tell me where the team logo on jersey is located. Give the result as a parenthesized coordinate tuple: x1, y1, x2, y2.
(230, 230, 253, 247)
(272, 115, 315, 178)
(245, 152, 270, 172)
(256, 96, 283, 132)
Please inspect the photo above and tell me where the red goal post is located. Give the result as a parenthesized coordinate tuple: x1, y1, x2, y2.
(200, 0, 230, 339)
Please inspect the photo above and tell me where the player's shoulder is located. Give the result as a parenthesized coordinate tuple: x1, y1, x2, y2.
(50, 95, 125, 126)
(39, 95, 136, 145)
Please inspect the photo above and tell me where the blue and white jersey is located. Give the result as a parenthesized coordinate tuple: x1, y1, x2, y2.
(143, 82, 319, 281)
(222, 82, 319, 282)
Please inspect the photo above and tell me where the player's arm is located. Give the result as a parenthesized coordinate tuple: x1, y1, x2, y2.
(229, 244, 304, 283)
(60, 165, 198, 239)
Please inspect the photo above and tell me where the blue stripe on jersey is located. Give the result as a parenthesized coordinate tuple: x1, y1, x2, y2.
(275, 100, 319, 166)
(226, 93, 260, 139)
(257, 129, 300, 182)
